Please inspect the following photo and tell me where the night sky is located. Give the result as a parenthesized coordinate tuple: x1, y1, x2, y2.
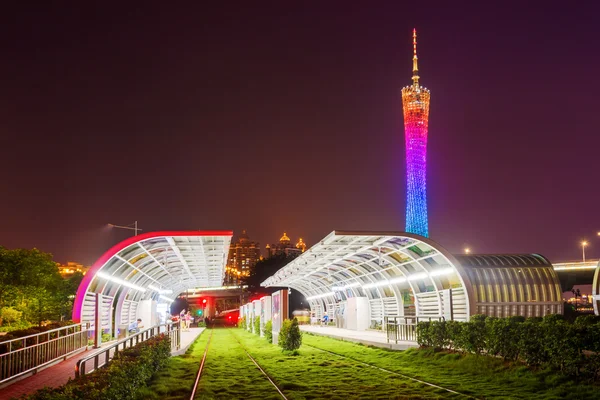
(1, 2, 599, 265)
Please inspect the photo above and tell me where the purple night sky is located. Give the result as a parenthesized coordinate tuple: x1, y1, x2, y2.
(1, 2, 599, 265)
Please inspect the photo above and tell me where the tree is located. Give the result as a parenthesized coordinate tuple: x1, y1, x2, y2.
(278, 317, 302, 352)
(0, 247, 74, 326)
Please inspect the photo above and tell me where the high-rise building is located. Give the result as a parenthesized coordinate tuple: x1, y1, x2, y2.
(225, 230, 261, 284)
(265, 232, 306, 258)
(401, 29, 430, 237)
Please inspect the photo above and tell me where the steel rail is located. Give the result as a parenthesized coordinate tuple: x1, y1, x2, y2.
(303, 343, 478, 399)
(189, 328, 214, 400)
(228, 330, 288, 400)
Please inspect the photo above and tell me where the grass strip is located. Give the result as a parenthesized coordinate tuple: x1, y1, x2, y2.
(231, 329, 456, 399)
(137, 329, 211, 400)
(302, 332, 599, 399)
(195, 329, 283, 399)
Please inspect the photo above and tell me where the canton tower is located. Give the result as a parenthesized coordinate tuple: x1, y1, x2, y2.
(402, 29, 431, 237)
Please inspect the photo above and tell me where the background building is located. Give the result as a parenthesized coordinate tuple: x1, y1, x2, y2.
(57, 261, 89, 278)
(265, 232, 306, 258)
(225, 230, 261, 284)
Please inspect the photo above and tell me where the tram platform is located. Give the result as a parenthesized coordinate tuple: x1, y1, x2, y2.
(299, 325, 418, 351)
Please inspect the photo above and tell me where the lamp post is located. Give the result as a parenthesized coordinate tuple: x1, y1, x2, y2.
(581, 240, 588, 263)
(464, 248, 471, 254)
(108, 221, 142, 236)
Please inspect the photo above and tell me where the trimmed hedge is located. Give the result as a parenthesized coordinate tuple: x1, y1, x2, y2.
(417, 314, 600, 381)
(24, 334, 172, 399)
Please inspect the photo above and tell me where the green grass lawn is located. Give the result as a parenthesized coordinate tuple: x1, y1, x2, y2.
(302, 333, 599, 399)
(137, 330, 211, 400)
(142, 328, 600, 400)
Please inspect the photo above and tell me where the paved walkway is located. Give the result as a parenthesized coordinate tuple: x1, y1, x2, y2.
(1, 347, 91, 400)
(1, 327, 205, 400)
(173, 327, 204, 356)
(300, 325, 418, 350)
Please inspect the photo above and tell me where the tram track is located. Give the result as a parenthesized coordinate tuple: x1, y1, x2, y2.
(228, 329, 288, 400)
(189, 328, 214, 400)
(303, 342, 478, 399)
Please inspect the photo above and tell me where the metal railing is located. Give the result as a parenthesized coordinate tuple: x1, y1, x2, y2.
(0, 323, 88, 385)
(75, 322, 181, 378)
(385, 316, 445, 344)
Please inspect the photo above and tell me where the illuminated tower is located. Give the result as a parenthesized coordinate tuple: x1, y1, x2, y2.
(402, 29, 431, 237)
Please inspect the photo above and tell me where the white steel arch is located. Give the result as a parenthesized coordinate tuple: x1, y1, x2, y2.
(262, 231, 474, 326)
(73, 231, 232, 329)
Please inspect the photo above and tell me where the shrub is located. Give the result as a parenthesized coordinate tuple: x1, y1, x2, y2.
(416, 321, 432, 347)
(278, 320, 291, 350)
(238, 316, 246, 329)
(264, 320, 273, 343)
(413, 314, 600, 380)
(461, 314, 487, 354)
(24, 334, 172, 400)
(280, 318, 302, 352)
(0, 306, 22, 325)
(445, 320, 463, 351)
(429, 321, 449, 349)
(254, 316, 260, 336)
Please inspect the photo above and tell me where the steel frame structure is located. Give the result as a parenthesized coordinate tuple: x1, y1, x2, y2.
(262, 231, 474, 325)
(72, 231, 232, 328)
(262, 231, 564, 326)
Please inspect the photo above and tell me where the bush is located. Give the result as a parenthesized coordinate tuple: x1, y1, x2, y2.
(254, 316, 260, 336)
(416, 314, 600, 380)
(264, 320, 273, 343)
(238, 316, 246, 329)
(278, 318, 302, 352)
(278, 320, 291, 350)
(0, 306, 22, 325)
(24, 334, 172, 400)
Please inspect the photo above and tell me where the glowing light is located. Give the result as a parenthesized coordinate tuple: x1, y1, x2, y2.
(306, 292, 335, 300)
(553, 266, 596, 271)
(159, 294, 175, 303)
(402, 29, 430, 237)
(465, 248, 471, 254)
(148, 284, 173, 294)
(362, 268, 452, 289)
(96, 271, 146, 292)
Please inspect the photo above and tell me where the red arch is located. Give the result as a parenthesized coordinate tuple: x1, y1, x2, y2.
(72, 230, 232, 322)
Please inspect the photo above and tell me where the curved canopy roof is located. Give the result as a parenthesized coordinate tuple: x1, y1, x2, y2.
(262, 230, 473, 321)
(73, 230, 232, 322)
(453, 254, 551, 268)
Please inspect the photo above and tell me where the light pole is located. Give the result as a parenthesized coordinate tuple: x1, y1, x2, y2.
(464, 248, 471, 254)
(108, 221, 142, 236)
(581, 240, 588, 263)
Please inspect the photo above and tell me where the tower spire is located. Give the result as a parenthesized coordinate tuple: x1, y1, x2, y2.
(412, 28, 419, 88)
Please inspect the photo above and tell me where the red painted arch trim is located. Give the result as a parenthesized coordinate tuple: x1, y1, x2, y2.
(72, 230, 232, 322)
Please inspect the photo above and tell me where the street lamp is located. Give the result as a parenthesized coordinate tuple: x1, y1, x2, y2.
(581, 240, 588, 263)
(108, 221, 142, 236)
(464, 248, 471, 254)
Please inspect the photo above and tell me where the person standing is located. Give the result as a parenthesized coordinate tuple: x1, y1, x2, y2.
(185, 311, 191, 331)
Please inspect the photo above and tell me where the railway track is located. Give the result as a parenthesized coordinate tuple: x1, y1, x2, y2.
(189, 329, 287, 400)
(189, 328, 214, 400)
(228, 329, 288, 400)
(303, 342, 478, 399)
